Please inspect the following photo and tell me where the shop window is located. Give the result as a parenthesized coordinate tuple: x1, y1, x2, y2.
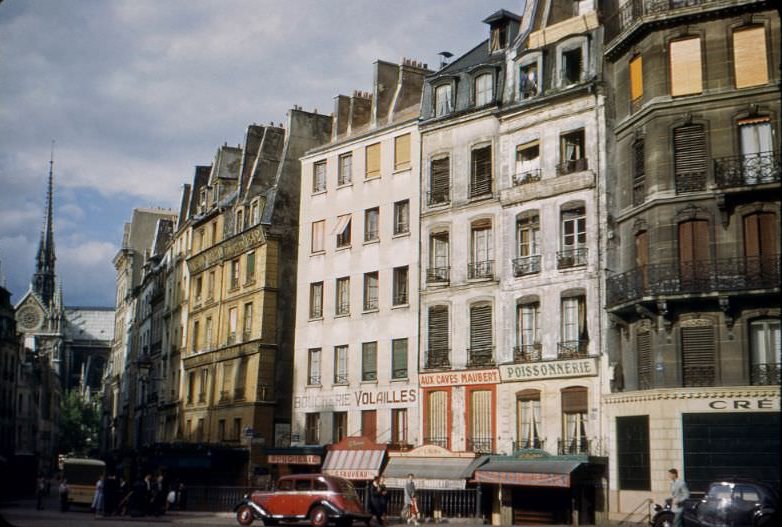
(516, 390, 542, 450)
(561, 386, 588, 454)
(617, 415, 650, 490)
(670, 37, 702, 96)
(733, 26, 768, 89)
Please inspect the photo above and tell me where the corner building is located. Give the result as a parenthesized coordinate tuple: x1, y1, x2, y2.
(602, 0, 781, 520)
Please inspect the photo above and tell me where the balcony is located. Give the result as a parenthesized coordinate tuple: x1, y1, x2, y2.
(427, 267, 450, 284)
(557, 158, 588, 176)
(425, 350, 451, 370)
(714, 152, 781, 190)
(467, 437, 494, 454)
(606, 256, 781, 307)
(468, 260, 494, 280)
(513, 255, 541, 277)
(424, 436, 449, 449)
(683, 365, 716, 387)
(427, 188, 450, 207)
(675, 170, 707, 194)
(467, 346, 495, 368)
(557, 340, 589, 359)
(513, 438, 545, 451)
(558, 437, 590, 456)
(513, 169, 542, 187)
(557, 248, 588, 269)
(514, 344, 543, 363)
(750, 363, 781, 386)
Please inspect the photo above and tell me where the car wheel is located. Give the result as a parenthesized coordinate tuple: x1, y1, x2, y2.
(310, 505, 329, 527)
(654, 513, 674, 527)
(237, 505, 255, 526)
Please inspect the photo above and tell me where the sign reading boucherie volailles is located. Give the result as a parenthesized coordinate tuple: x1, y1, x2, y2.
(500, 358, 598, 382)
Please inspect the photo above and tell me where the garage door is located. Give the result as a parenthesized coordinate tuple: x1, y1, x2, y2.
(683, 413, 780, 492)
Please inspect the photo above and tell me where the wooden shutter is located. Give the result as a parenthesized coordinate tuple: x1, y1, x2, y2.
(431, 157, 450, 194)
(630, 55, 643, 100)
(733, 26, 768, 89)
(362, 410, 377, 442)
(470, 304, 493, 350)
(670, 38, 703, 96)
(744, 212, 778, 258)
(471, 146, 492, 195)
(561, 387, 588, 413)
(674, 125, 706, 176)
(681, 324, 715, 387)
(635, 231, 648, 268)
(470, 389, 492, 444)
(394, 134, 411, 170)
(637, 330, 652, 389)
(427, 390, 448, 445)
(365, 143, 380, 178)
(428, 305, 449, 352)
(679, 220, 709, 264)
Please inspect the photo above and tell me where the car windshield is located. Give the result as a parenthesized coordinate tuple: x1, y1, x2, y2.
(336, 479, 359, 499)
(707, 484, 732, 501)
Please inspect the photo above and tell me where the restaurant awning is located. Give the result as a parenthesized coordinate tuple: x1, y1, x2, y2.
(322, 449, 385, 480)
(474, 459, 583, 488)
(383, 456, 473, 490)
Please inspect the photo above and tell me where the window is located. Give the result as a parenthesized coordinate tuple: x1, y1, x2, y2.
(516, 302, 541, 361)
(391, 408, 408, 446)
(468, 388, 493, 453)
(637, 326, 653, 389)
(220, 362, 233, 401)
(469, 220, 493, 279)
(561, 47, 583, 86)
(362, 342, 377, 381)
(334, 345, 348, 385)
(207, 270, 215, 300)
(392, 266, 408, 306)
(516, 390, 542, 450)
(670, 37, 702, 96)
(425, 390, 449, 448)
(245, 251, 255, 283)
(393, 200, 409, 235)
(739, 119, 774, 184)
(470, 145, 492, 197)
(313, 161, 326, 192)
(187, 371, 195, 403)
(205, 316, 213, 348)
(309, 282, 323, 319)
(629, 55, 643, 102)
(674, 124, 707, 193)
(199, 369, 209, 403)
(192, 320, 200, 352)
(235, 209, 244, 234)
(307, 348, 321, 385)
(211, 222, 218, 245)
(559, 129, 587, 174)
(428, 232, 449, 282)
(242, 302, 253, 340)
(515, 213, 541, 276)
(363, 271, 378, 311)
(519, 61, 539, 99)
(560, 295, 588, 357)
(574, 0, 593, 15)
(194, 276, 203, 301)
(427, 306, 450, 368)
(392, 338, 408, 379)
(364, 207, 379, 242)
(733, 26, 769, 88)
(335, 277, 350, 316)
(515, 141, 540, 185)
(335, 215, 352, 248)
(305, 413, 320, 444)
(235, 357, 247, 398)
(636, 230, 649, 290)
(678, 219, 709, 286)
(230, 258, 240, 289)
(333, 412, 348, 442)
(311, 220, 325, 253)
(750, 319, 781, 386)
(743, 212, 777, 262)
(434, 84, 452, 117)
(469, 304, 493, 367)
(474, 73, 493, 106)
(394, 134, 411, 171)
(233, 418, 242, 441)
(617, 415, 650, 490)
(197, 418, 205, 440)
(561, 387, 588, 454)
(250, 200, 260, 225)
(361, 410, 377, 442)
(632, 139, 645, 205)
(429, 156, 450, 205)
(559, 206, 587, 268)
(338, 153, 352, 185)
(228, 307, 238, 344)
(489, 24, 508, 52)
(681, 321, 715, 387)
(365, 143, 381, 179)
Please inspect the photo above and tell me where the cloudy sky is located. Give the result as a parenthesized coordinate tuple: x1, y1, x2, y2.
(0, 0, 515, 307)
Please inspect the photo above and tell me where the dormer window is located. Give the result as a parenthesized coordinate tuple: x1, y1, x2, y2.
(562, 49, 582, 85)
(557, 37, 588, 88)
(434, 84, 453, 117)
(490, 24, 508, 52)
(475, 73, 493, 106)
(520, 63, 539, 99)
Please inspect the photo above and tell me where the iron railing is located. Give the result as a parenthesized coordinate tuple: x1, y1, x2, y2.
(514, 344, 543, 363)
(424, 436, 449, 448)
(513, 169, 542, 186)
(335, 301, 350, 316)
(392, 368, 408, 380)
(558, 437, 590, 455)
(425, 350, 451, 369)
(513, 438, 545, 451)
(393, 292, 408, 305)
(605, 0, 718, 42)
(714, 152, 781, 189)
(513, 255, 541, 276)
(683, 365, 716, 387)
(362, 371, 377, 382)
(557, 247, 588, 269)
(307, 375, 321, 386)
(557, 158, 588, 176)
(606, 256, 781, 306)
(751, 363, 781, 386)
(377, 488, 479, 519)
(467, 346, 495, 367)
(333, 373, 349, 385)
(558, 340, 589, 359)
(469, 179, 492, 198)
(427, 266, 450, 283)
(468, 260, 494, 279)
(675, 170, 707, 194)
(427, 189, 450, 206)
(185, 486, 255, 512)
(467, 437, 494, 454)
(363, 298, 379, 311)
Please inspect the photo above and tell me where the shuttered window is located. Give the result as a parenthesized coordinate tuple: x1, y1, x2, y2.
(561, 386, 588, 413)
(426, 390, 449, 447)
(470, 146, 492, 197)
(674, 124, 707, 193)
(428, 305, 449, 367)
(743, 212, 777, 258)
(392, 338, 408, 379)
(637, 330, 652, 389)
(362, 341, 377, 382)
(469, 389, 493, 452)
(670, 37, 703, 96)
(681, 323, 716, 387)
(679, 220, 709, 264)
(430, 157, 450, 204)
(365, 142, 381, 179)
(362, 410, 377, 442)
(470, 304, 493, 351)
(394, 134, 411, 170)
(629, 55, 643, 101)
(733, 26, 769, 89)
(311, 220, 325, 253)
(633, 139, 645, 205)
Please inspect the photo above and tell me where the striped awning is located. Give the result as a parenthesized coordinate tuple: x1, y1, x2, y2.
(322, 449, 385, 480)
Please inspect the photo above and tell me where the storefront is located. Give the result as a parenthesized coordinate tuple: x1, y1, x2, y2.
(322, 436, 387, 483)
(265, 445, 324, 479)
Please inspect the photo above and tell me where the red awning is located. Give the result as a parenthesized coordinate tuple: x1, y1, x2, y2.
(474, 459, 582, 488)
(322, 449, 385, 480)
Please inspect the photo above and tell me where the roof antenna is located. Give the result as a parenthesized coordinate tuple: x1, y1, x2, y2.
(438, 51, 453, 69)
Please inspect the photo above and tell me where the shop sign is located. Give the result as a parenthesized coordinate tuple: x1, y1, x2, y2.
(267, 454, 321, 465)
(499, 358, 598, 382)
(419, 368, 500, 387)
(326, 469, 377, 480)
(706, 398, 779, 411)
(294, 388, 417, 410)
(384, 477, 465, 490)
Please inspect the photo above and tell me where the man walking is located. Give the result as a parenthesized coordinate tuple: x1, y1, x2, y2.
(403, 473, 419, 526)
(668, 468, 690, 527)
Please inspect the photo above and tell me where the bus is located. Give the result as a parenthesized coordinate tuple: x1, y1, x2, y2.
(60, 457, 105, 505)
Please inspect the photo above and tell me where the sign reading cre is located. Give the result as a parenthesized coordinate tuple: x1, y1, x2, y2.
(500, 358, 598, 382)
(419, 368, 500, 387)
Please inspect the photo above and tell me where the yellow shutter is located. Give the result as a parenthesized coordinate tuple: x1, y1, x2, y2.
(733, 26, 768, 89)
(630, 55, 643, 101)
(394, 134, 411, 170)
(365, 142, 381, 178)
(670, 38, 702, 96)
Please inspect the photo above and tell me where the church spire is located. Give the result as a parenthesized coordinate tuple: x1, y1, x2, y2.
(33, 143, 57, 307)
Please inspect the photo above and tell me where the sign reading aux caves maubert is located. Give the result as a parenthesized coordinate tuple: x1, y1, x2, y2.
(419, 368, 501, 387)
(294, 387, 417, 410)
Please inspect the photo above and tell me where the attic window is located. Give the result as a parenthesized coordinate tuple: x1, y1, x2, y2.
(490, 25, 508, 52)
(562, 48, 583, 85)
(434, 84, 453, 117)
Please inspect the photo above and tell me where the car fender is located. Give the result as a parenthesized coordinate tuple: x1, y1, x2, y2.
(309, 500, 342, 517)
(235, 499, 271, 519)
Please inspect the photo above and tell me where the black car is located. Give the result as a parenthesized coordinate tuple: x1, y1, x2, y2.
(652, 480, 778, 527)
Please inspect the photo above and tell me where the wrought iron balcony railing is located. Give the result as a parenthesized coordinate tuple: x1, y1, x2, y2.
(363, 298, 379, 311)
(307, 375, 321, 386)
(424, 436, 449, 449)
(606, 255, 781, 307)
(683, 366, 716, 387)
(675, 170, 707, 194)
(362, 371, 377, 382)
(557, 158, 588, 176)
(333, 373, 349, 386)
(714, 152, 781, 189)
(750, 363, 781, 386)
(557, 248, 588, 269)
(513, 255, 541, 276)
(606, 0, 719, 43)
(468, 260, 494, 280)
(392, 368, 408, 380)
(335, 301, 350, 316)
(513, 169, 542, 186)
(467, 346, 495, 368)
(467, 437, 494, 454)
(427, 188, 450, 206)
(425, 350, 451, 370)
(558, 437, 590, 455)
(469, 179, 492, 198)
(513, 438, 545, 451)
(427, 266, 450, 283)
(557, 340, 589, 359)
(514, 344, 543, 363)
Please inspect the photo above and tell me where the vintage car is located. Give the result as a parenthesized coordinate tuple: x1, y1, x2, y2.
(651, 479, 778, 527)
(235, 474, 371, 527)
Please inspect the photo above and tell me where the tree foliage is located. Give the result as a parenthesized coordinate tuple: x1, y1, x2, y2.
(59, 390, 100, 456)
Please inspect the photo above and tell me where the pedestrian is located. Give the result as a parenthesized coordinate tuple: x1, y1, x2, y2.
(369, 477, 387, 527)
(58, 479, 69, 512)
(117, 476, 129, 516)
(668, 468, 690, 527)
(92, 474, 105, 517)
(35, 475, 46, 510)
(103, 473, 118, 516)
(403, 473, 419, 526)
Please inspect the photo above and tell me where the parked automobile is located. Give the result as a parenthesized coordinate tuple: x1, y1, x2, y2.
(235, 474, 371, 527)
(651, 480, 778, 527)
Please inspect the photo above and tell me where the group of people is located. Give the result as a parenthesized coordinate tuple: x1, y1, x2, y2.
(368, 473, 420, 527)
(88, 471, 183, 517)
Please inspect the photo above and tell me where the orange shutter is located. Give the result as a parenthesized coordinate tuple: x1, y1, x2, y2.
(670, 38, 703, 96)
(733, 26, 768, 89)
(365, 143, 381, 178)
(394, 134, 411, 170)
(630, 55, 643, 101)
